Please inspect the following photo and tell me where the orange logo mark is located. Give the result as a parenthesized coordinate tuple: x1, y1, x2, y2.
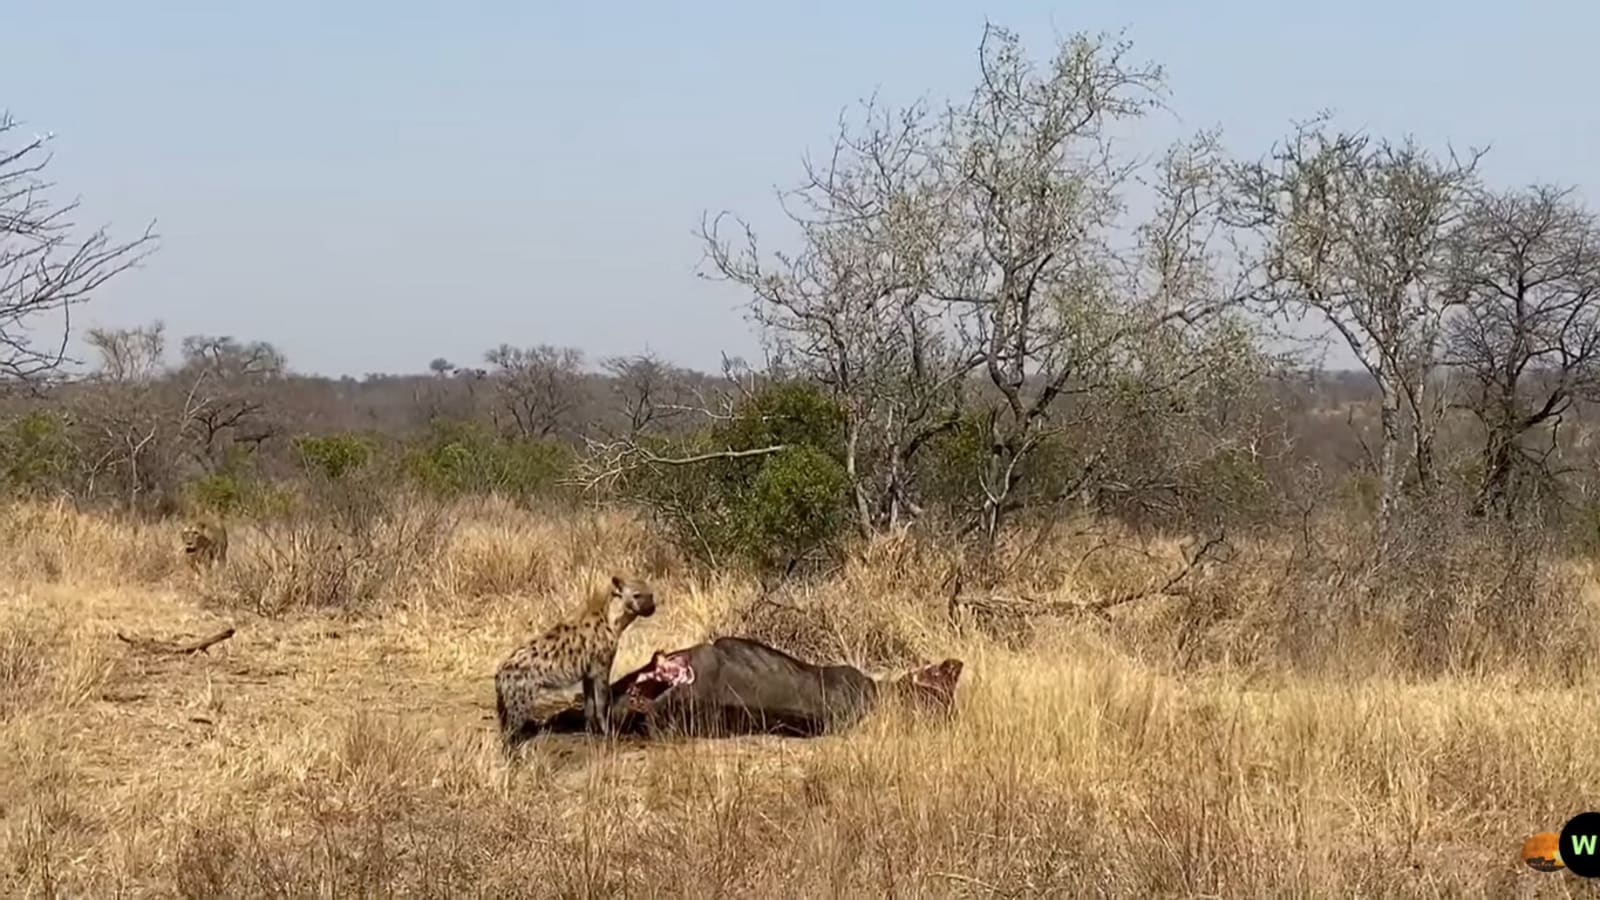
(1522, 831, 1564, 872)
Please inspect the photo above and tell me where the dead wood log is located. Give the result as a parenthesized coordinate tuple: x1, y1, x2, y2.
(115, 626, 236, 656)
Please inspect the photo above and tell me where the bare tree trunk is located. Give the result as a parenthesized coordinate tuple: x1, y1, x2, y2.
(845, 419, 873, 539)
(1472, 426, 1516, 518)
(1376, 380, 1404, 538)
(1409, 377, 1437, 495)
(1412, 431, 1435, 495)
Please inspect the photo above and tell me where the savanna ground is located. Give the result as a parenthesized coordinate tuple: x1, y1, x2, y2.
(3, 497, 1598, 898)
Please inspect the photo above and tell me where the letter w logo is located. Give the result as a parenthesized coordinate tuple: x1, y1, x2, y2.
(1571, 834, 1599, 856)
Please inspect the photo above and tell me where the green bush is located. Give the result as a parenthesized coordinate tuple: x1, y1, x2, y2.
(621, 380, 851, 572)
(404, 421, 571, 501)
(183, 446, 297, 519)
(734, 445, 851, 569)
(1181, 445, 1275, 526)
(187, 472, 246, 517)
(0, 411, 77, 497)
(718, 379, 847, 457)
(293, 433, 376, 480)
(913, 411, 1081, 528)
(915, 413, 989, 515)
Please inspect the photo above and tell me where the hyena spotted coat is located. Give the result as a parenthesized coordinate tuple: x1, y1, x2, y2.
(494, 575, 656, 750)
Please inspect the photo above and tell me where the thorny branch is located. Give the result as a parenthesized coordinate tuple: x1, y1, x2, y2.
(0, 112, 158, 388)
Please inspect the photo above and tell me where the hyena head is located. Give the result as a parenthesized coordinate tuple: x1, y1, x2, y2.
(606, 575, 656, 627)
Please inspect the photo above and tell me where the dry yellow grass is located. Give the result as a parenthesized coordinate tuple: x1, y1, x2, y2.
(1, 499, 1596, 897)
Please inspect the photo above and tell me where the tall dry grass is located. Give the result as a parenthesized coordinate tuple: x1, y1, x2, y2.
(0, 497, 1595, 897)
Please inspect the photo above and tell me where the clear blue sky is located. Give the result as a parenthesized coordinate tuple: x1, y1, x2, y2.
(6, 1, 1595, 377)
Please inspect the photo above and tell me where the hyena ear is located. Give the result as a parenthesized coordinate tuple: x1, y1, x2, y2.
(611, 575, 625, 594)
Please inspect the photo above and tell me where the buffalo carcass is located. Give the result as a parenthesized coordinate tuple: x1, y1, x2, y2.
(539, 636, 963, 738)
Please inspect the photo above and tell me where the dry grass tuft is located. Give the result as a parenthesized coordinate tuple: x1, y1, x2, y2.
(0, 499, 182, 586)
(0, 499, 1594, 896)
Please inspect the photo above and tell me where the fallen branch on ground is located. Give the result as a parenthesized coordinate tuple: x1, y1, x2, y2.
(115, 626, 236, 655)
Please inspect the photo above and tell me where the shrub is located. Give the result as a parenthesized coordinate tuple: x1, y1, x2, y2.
(914, 412, 989, 518)
(180, 444, 295, 520)
(718, 379, 847, 456)
(186, 472, 246, 517)
(404, 421, 570, 501)
(294, 433, 377, 481)
(913, 413, 1083, 533)
(1179, 445, 1276, 527)
(619, 380, 852, 572)
(206, 477, 453, 617)
(734, 445, 852, 570)
(0, 411, 77, 498)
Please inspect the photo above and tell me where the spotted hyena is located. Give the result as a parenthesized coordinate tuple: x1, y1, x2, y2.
(493, 575, 657, 751)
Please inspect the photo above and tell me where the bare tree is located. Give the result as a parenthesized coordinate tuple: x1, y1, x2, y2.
(602, 351, 693, 438)
(87, 320, 165, 384)
(938, 96, 1261, 550)
(701, 84, 969, 535)
(482, 343, 584, 439)
(62, 327, 285, 506)
(1443, 184, 1600, 516)
(701, 24, 1263, 553)
(175, 334, 287, 470)
(1230, 116, 1482, 535)
(74, 322, 176, 505)
(0, 112, 156, 386)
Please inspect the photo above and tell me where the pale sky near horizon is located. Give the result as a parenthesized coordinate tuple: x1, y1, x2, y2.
(6, 2, 1596, 377)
